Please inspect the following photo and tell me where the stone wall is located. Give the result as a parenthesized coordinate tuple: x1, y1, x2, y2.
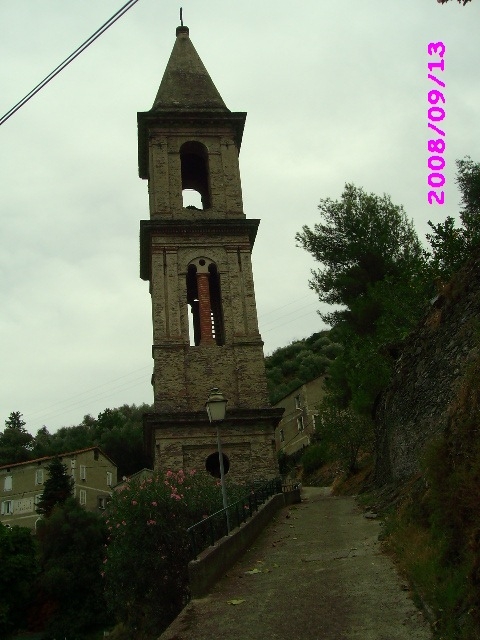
(144, 409, 283, 484)
(375, 248, 480, 484)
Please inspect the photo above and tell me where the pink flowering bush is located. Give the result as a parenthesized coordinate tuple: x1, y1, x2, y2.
(103, 470, 234, 638)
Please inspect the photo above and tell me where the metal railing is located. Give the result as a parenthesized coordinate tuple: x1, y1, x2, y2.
(187, 477, 283, 560)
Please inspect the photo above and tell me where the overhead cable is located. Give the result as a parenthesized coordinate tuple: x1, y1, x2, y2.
(0, 0, 141, 126)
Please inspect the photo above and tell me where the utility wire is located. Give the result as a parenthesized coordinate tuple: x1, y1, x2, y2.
(0, 0, 141, 127)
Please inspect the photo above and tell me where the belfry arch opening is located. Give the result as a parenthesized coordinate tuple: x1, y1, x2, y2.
(182, 189, 203, 209)
(186, 259, 225, 346)
(180, 142, 211, 210)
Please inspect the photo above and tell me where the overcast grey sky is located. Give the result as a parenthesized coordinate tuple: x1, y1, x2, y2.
(1, 1, 479, 435)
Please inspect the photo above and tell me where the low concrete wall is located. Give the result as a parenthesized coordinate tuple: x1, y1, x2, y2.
(284, 485, 301, 505)
(188, 490, 300, 598)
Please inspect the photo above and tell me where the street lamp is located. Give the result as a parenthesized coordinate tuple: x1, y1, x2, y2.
(205, 387, 230, 534)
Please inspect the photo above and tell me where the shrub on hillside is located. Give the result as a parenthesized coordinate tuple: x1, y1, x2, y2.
(36, 498, 109, 639)
(317, 404, 374, 475)
(0, 523, 38, 637)
(103, 470, 239, 638)
(301, 443, 329, 476)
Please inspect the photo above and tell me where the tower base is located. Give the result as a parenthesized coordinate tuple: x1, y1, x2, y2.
(143, 408, 283, 484)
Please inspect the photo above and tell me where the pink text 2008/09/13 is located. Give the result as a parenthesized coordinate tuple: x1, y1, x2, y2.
(427, 41, 446, 205)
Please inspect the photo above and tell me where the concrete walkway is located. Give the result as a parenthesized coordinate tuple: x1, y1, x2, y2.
(159, 487, 432, 640)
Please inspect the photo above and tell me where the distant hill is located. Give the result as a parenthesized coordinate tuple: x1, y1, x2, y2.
(265, 331, 342, 404)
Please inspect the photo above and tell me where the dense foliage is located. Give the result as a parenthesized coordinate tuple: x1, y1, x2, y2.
(296, 183, 431, 418)
(0, 412, 34, 465)
(0, 523, 37, 637)
(427, 157, 480, 281)
(296, 184, 427, 327)
(36, 498, 110, 639)
(104, 470, 242, 638)
(265, 331, 342, 404)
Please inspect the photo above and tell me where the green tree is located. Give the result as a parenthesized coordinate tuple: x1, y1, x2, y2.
(0, 523, 38, 637)
(36, 498, 109, 639)
(36, 457, 74, 518)
(316, 401, 374, 475)
(427, 157, 480, 280)
(104, 470, 229, 637)
(0, 411, 33, 465)
(32, 404, 153, 478)
(5, 411, 26, 430)
(296, 184, 429, 415)
(296, 184, 427, 330)
(31, 426, 53, 459)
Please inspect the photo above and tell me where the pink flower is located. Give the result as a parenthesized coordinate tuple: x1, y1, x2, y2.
(122, 520, 126, 526)
(131, 500, 137, 505)
(151, 501, 157, 506)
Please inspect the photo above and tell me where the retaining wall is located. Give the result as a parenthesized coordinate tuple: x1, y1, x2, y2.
(188, 489, 300, 597)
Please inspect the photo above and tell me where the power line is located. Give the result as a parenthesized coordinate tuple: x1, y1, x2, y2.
(257, 294, 315, 320)
(0, 0, 141, 127)
(25, 366, 151, 422)
(24, 372, 151, 428)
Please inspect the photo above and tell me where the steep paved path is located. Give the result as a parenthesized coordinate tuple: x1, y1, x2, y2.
(159, 487, 432, 640)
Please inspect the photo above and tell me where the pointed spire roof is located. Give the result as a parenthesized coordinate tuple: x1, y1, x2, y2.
(151, 26, 229, 112)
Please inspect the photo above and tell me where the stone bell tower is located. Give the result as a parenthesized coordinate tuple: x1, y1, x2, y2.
(138, 24, 282, 483)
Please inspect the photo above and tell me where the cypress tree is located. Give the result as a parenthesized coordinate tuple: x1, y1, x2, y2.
(36, 457, 74, 517)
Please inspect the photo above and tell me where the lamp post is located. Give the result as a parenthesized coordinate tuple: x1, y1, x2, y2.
(205, 387, 230, 534)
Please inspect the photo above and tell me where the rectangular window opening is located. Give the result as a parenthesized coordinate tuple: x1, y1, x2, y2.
(1, 500, 14, 515)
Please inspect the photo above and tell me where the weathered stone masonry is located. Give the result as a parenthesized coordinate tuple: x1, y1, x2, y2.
(375, 248, 480, 484)
(138, 25, 282, 483)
